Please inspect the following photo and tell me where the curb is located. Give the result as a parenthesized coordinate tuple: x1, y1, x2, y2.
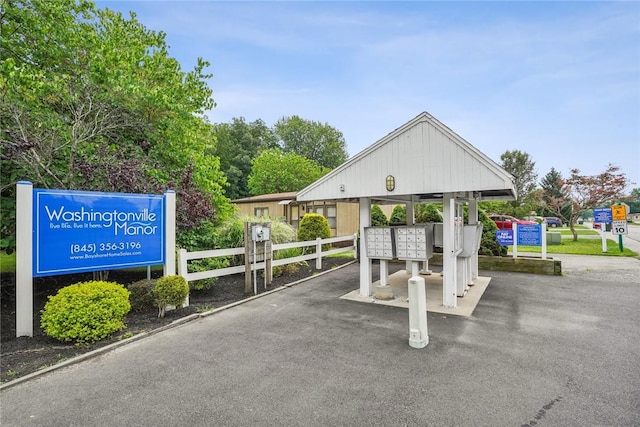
(0, 260, 357, 390)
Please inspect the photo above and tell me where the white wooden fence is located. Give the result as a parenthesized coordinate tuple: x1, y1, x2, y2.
(178, 234, 357, 285)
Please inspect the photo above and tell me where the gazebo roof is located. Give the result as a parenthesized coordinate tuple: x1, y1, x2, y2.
(297, 112, 516, 204)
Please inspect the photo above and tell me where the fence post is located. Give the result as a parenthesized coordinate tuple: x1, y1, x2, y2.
(178, 248, 188, 282)
(316, 237, 322, 269)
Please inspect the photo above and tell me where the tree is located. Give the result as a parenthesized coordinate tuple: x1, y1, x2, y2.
(390, 205, 407, 224)
(247, 149, 329, 195)
(500, 150, 538, 218)
(0, 0, 230, 253)
(371, 205, 389, 226)
(562, 164, 630, 240)
(274, 115, 348, 169)
(540, 167, 571, 221)
(212, 117, 278, 200)
(626, 188, 640, 215)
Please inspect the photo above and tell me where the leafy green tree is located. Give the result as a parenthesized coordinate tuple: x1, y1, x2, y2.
(370, 205, 389, 226)
(562, 164, 630, 240)
(274, 115, 348, 169)
(626, 188, 640, 215)
(0, 0, 231, 252)
(247, 149, 329, 195)
(415, 203, 443, 223)
(390, 205, 407, 224)
(500, 150, 538, 217)
(212, 117, 278, 200)
(539, 167, 571, 221)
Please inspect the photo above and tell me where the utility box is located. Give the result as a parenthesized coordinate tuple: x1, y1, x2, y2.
(432, 223, 443, 250)
(460, 224, 483, 257)
(546, 231, 562, 245)
(251, 224, 270, 242)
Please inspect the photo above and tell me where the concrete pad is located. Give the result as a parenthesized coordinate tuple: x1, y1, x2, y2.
(340, 269, 491, 317)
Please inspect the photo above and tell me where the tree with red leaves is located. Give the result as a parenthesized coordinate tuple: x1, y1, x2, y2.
(562, 164, 630, 241)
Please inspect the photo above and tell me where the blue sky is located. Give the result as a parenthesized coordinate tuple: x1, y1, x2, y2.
(97, 1, 640, 190)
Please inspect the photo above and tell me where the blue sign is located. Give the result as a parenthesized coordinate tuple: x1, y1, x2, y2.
(496, 229, 513, 246)
(517, 224, 542, 246)
(33, 189, 165, 277)
(593, 207, 613, 223)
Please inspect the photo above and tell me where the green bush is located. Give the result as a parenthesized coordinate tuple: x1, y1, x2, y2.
(298, 213, 331, 252)
(154, 275, 189, 318)
(371, 205, 389, 226)
(462, 207, 507, 256)
(40, 281, 131, 344)
(390, 205, 406, 224)
(415, 203, 443, 223)
(272, 247, 307, 277)
(128, 279, 156, 312)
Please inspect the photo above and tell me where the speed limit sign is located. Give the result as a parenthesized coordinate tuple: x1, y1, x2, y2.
(612, 220, 628, 235)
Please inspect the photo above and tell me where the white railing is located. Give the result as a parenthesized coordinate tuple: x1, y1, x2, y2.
(178, 234, 357, 285)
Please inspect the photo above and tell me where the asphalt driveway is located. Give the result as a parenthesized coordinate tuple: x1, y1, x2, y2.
(1, 255, 639, 426)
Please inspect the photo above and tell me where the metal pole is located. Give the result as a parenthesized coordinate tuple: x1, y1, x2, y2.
(253, 240, 257, 295)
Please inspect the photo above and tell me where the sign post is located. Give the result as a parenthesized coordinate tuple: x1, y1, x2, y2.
(611, 204, 628, 252)
(593, 207, 613, 253)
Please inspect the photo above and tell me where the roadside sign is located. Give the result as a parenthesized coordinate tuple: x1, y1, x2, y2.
(517, 224, 542, 246)
(495, 229, 513, 246)
(611, 220, 628, 235)
(593, 208, 612, 223)
(611, 205, 627, 221)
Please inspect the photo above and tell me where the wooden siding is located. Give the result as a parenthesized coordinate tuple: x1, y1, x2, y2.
(297, 112, 515, 202)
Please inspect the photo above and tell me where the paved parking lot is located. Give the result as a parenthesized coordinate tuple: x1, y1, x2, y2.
(1, 255, 639, 426)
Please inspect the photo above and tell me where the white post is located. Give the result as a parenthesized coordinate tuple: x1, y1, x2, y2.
(512, 225, 518, 259)
(16, 181, 33, 337)
(164, 190, 176, 277)
(541, 222, 547, 260)
(316, 237, 322, 269)
(600, 224, 607, 252)
(442, 194, 457, 308)
(178, 248, 188, 282)
(359, 198, 372, 297)
(408, 276, 428, 348)
(380, 259, 388, 286)
(406, 200, 415, 273)
(468, 195, 479, 280)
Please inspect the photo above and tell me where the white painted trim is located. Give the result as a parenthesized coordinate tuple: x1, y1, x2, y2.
(16, 181, 33, 337)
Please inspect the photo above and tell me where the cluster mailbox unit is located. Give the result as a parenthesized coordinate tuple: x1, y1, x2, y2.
(364, 222, 483, 297)
(364, 225, 435, 263)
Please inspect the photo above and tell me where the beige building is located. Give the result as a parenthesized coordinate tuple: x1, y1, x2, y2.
(232, 192, 394, 237)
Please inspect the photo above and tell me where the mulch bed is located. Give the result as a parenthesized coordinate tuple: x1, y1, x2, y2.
(1, 257, 354, 384)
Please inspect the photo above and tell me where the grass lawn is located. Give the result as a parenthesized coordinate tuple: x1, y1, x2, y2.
(511, 238, 638, 257)
(554, 228, 599, 236)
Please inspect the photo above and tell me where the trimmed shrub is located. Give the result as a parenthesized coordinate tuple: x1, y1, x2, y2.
(154, 275, 189, 318)
(128, 279, 156, 312)
(298, 213, 331, 252)
(390, 205, 407, 224)
(415, 203, 443, 223)
(371, 205, 389, 226)
(40, 281, 131, 344)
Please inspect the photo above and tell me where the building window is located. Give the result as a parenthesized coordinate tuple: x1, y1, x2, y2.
(254, 207, 269, 217)
(326, 205, 337, 229)
(290, 205, 299, 228)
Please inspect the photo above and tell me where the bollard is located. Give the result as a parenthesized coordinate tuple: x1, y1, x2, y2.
(408, 276, 428, 348)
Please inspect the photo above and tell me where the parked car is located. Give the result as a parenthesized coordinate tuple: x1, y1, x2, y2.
(488, 214, 536, 230)
(576, 218, 584, 225)
(544, 217, 563, 227)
